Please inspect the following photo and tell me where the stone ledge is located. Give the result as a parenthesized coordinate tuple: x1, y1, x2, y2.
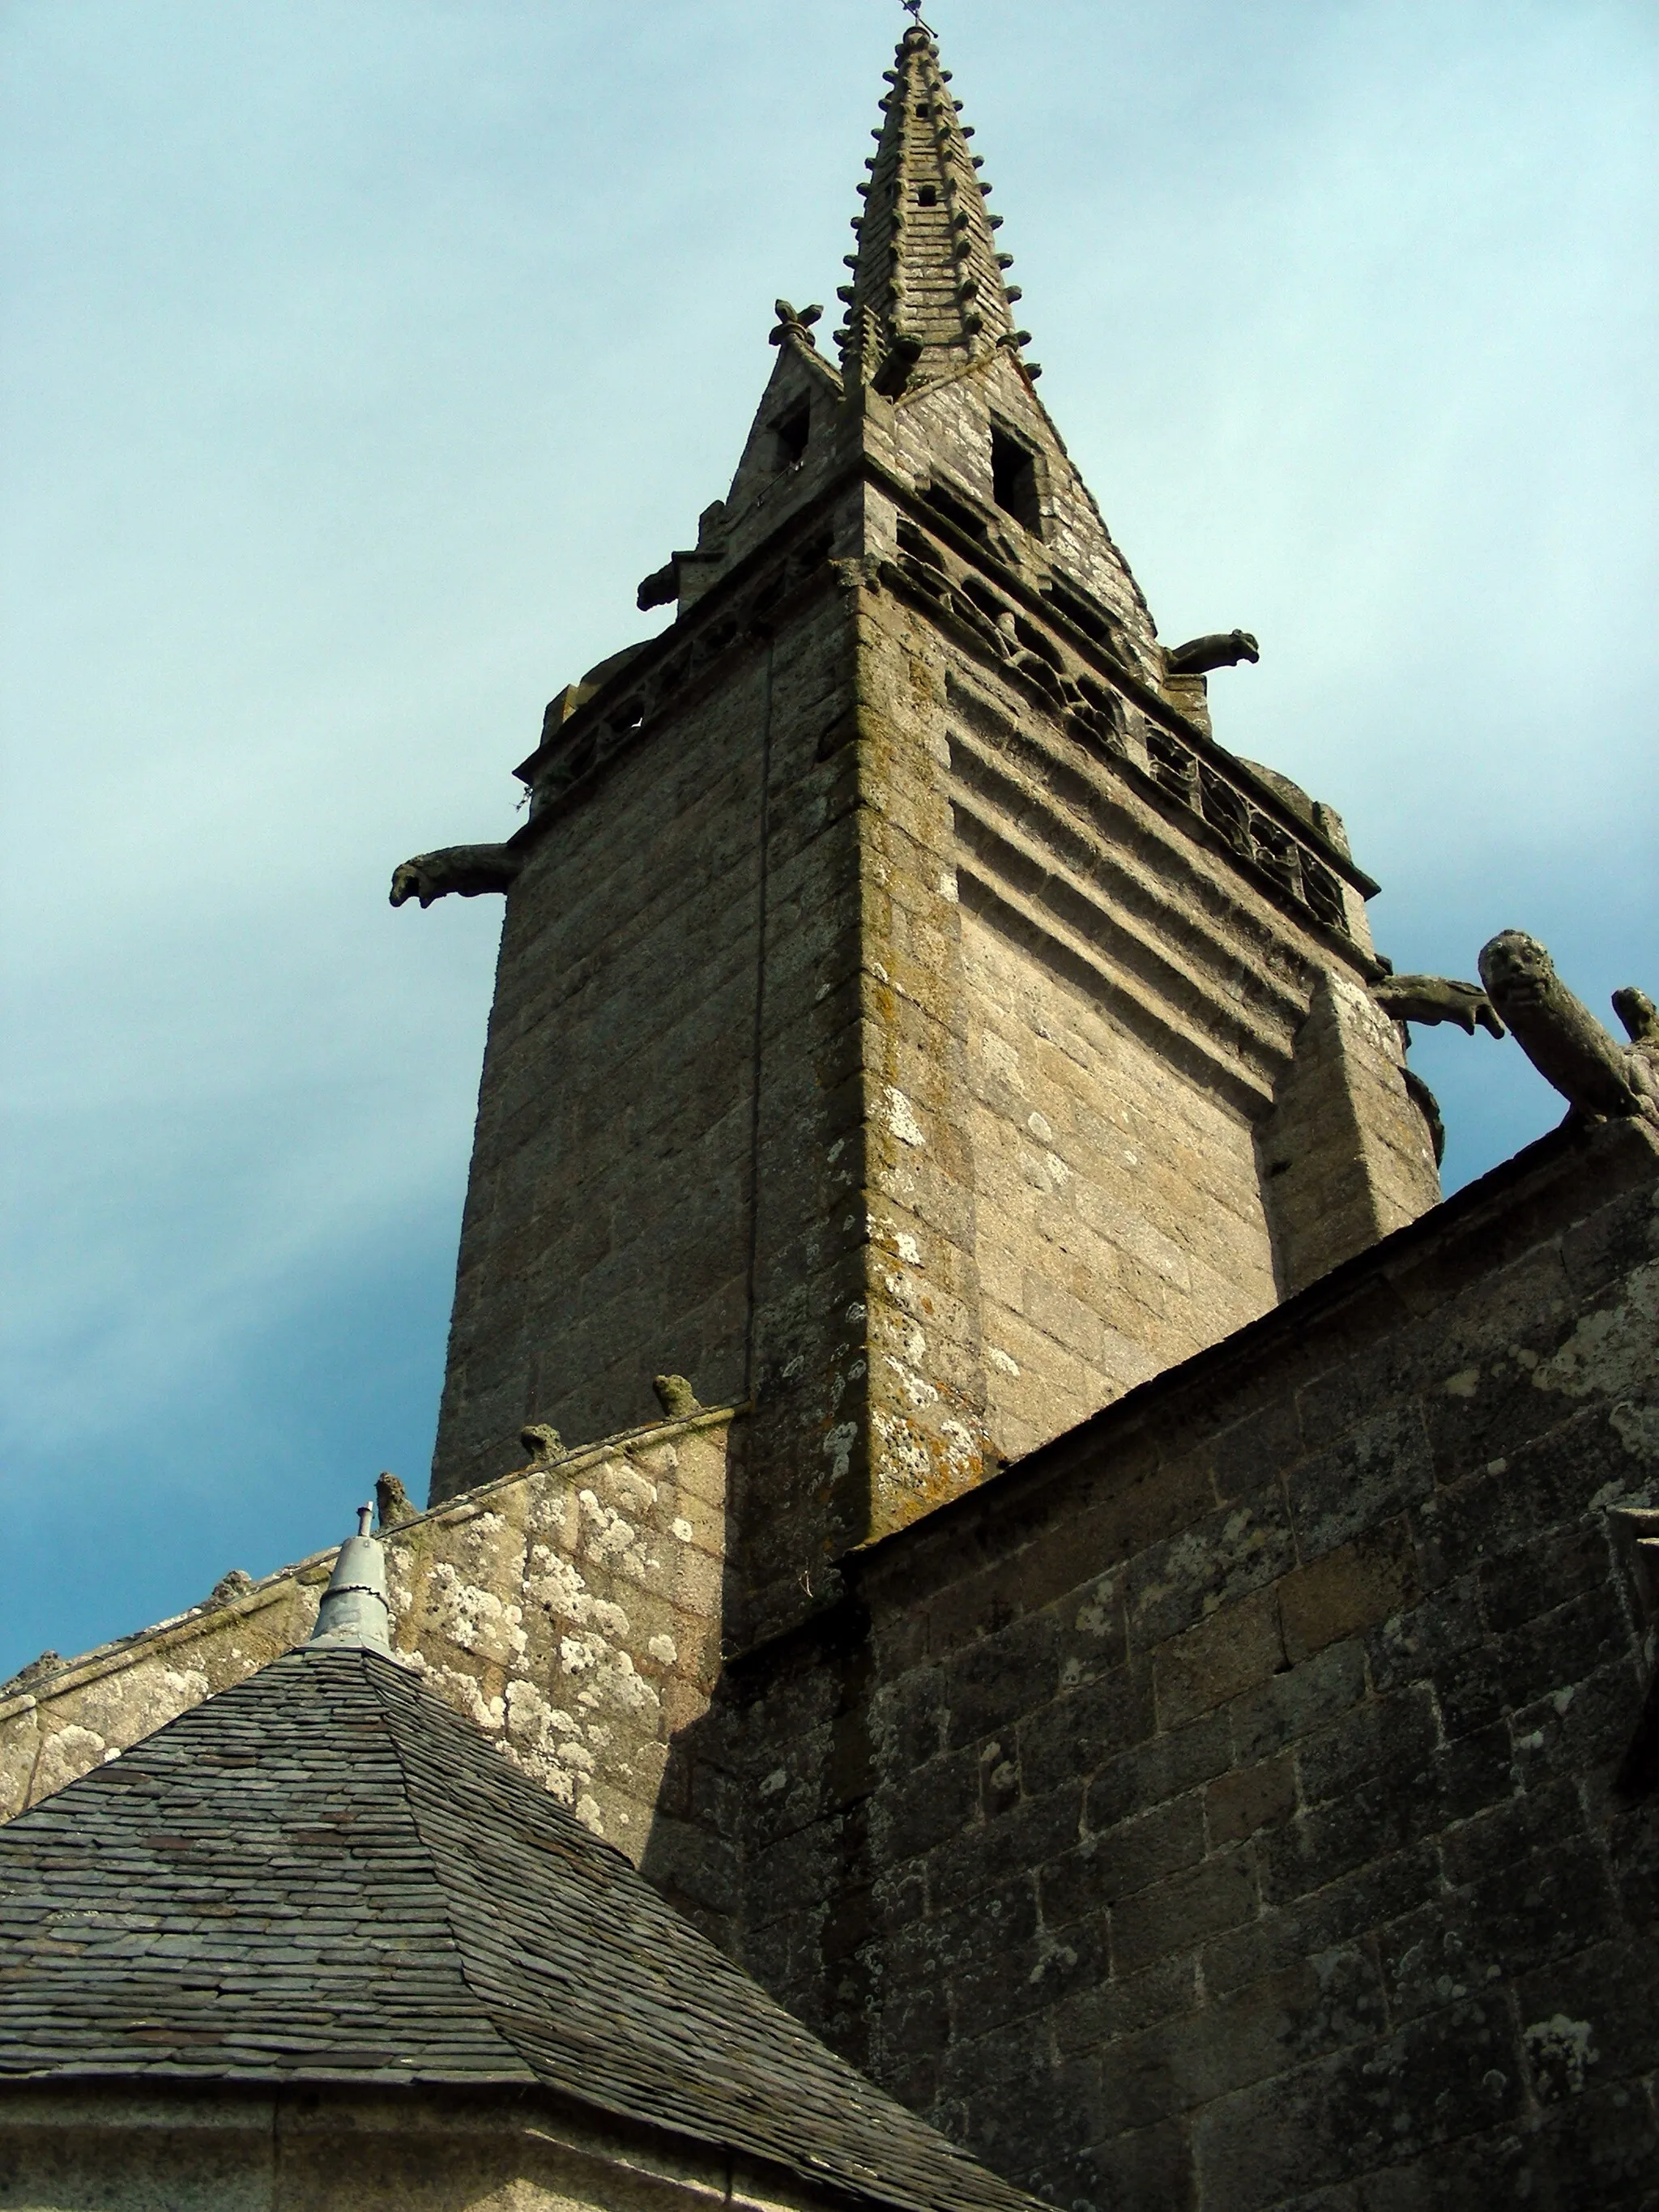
(0, 1402, 741, 1727)
(0, 1404, 742, 1846)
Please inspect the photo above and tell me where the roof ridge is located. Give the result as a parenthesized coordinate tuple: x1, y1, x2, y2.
(0, 1648, 535, 2088)
(357, 1651, 553, 2080)
(0, 1645, 1040, 2212)
(363, 1659, 1039, 2212)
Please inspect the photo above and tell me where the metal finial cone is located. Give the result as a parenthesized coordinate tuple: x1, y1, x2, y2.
(305, 1510, 394, 1655)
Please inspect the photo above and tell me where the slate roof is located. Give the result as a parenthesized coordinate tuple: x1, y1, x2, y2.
(0, 1648, 1037, 2212)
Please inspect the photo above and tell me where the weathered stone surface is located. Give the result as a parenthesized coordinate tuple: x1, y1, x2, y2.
(682, 1118, 1659, 2211)
(0, 1409, 736, 1876)
(0, 2084, 914, 2212)
(419, 109, 1433, 1645)
(25, 24, 1654, 2210)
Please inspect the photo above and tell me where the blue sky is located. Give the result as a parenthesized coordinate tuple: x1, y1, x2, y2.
(2, 0, 1654, 1681)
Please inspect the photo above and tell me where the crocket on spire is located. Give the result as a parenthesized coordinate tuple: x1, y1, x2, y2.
(836, 20, 1028, 398)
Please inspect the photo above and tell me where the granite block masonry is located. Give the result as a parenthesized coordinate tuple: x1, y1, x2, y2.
(6, 1121, 1653, 2208)
(675, 1118, 1659, 2211)
(0, 1409, 737, 1903)
(416, 20, 1439, 1652)
(6, 19, 1652, 2212)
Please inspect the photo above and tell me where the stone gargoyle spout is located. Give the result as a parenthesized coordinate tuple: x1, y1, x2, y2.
(1371, 974, 1505, 1038)
(390, 843, 523, 909)
(1478, 931, 1659, 1126)
(1613, 987, 1657, 1049)
(1166, 631, 1260, 676)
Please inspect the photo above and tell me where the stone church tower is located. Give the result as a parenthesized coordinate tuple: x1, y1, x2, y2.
(7, 22, 1656, 2209)
(421, 20, 1439, 1644)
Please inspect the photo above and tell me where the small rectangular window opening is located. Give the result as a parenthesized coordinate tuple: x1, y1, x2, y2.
(770, 400, 811, 472)
(991, 427, 1043, 535)
(916, 184, 939, 207)
(924, 480, 988, 543)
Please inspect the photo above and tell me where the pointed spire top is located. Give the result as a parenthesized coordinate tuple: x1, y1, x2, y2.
(836, 13, 1024, 398)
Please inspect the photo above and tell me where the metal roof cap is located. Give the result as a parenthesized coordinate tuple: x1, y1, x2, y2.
(305, 1506, 394, 1655)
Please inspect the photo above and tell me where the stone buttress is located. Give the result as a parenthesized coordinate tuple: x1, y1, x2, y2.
(420, 25, 1439, 1646)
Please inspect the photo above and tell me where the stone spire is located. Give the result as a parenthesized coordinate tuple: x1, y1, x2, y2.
(837, 21, 1029, 397)
(405, 6, 1439, 1645)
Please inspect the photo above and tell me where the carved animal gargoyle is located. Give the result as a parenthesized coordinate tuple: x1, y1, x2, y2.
(1166, 631, 1260, 676)
(872, 330, 924, 399)
(653, 1374, 702, 1419)
(1478, 931, 1659, 1126)
(637, 561, 679, 612)
(1371, 974, 1505, 1038)
(1614, 987, 1658, 1059)
(390, 843, 522, 909)
(374, 1472, 418, 1531)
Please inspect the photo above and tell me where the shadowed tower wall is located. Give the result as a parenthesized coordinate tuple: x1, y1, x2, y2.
(419, 23, 1440, 1646)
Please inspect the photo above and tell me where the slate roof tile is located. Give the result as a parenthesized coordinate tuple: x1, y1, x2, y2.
(0, 1649, 1036, 2212)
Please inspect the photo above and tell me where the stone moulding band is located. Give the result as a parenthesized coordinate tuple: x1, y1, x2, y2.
(509, 513, 849, 837)
(955, 863, 1278, 1122)
(948, 734, 1308, 1103)
(877, 526, 1363, 953)
(866, 469, 1375, 897)
(505, 452, 1375, 951)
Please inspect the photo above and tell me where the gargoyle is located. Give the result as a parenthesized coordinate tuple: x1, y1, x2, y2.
(1614, 987, 1658, 1057)
(654, 1374, 702, 1419)
(638, 505, 729, 612)
(519, 1423, 564, 1465)
(872, 330, 923, 399)
(1371, 974, 1504, 1038)
(637, 560, 678, 612)
(375, 1472, 418, 1531)
(1478, 931, 1659, 1126)
(1166, 631, 1260, 676)
(390, 843, 522, 909)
